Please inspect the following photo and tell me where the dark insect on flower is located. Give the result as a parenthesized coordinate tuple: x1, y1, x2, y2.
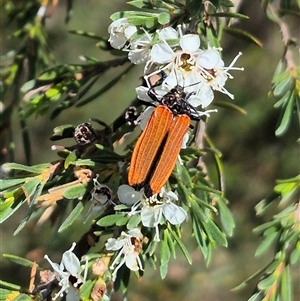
(74, 122, 97, 146)
(148, 84, 202, 121)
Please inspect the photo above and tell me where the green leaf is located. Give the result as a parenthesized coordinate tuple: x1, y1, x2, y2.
(176, 181, 191, 207)
(223, 27, 262, 47)
(2, 163, 50, 174)
(274, 177, 299, 197)
(69, 30, 103, 40)
(22, 176, 42, 202)
(0, 196, 26, 224)
(247, 292, 263, 301)
(127, 1, 151, 9)
(257, 273, 276, 290)
(20, 79, 37, 93)
(210, 12, 249, 19)
(253, 220, 279, 234)
(203, 218, 228, 247)
(0, 198, 14, 213)
(97, 214, 123, 226)
(73, 159, 96, 167)
(213, 100, 247, 115)
(64, 151, 77, 169)
(193, 194, 217, 212)
(63, 184, 86, 199)
(233, 264, 269, 291)
(58, 202, 84, 232)
(168, 225, 192, 264)
(272, 71, 292, 97)
(79, 279, 95, 300)
(193, 181, 221, 195)
(255, 230, 278, 256)
(190, 197, 222, 250)
(9, 294, 32, 301)
(281, 264, 292, 301)
(192, 216, 210, 262)
(110, 12, 159, 26)
(255, 192, 280, 215)
(174, 162, 192, 188)
(216, 196, 235, 236)
(2, 254, 36, 268)
(273, 60, 286, 78)
(116, 215, 130, 226)
(0, 178, 26, 190)
(0, 280, 21, 291)
(275, 90, 295, 136)
(157, 12, 170, 25)
(166, 230, 176, 258)
(51, 124, 75, 140)
(220, 0, 235, 7)
(160, 229, 170, 279)
(127, 214, 141, 230)
(290, 241, 300, 264)
(0, 288, 11, 299)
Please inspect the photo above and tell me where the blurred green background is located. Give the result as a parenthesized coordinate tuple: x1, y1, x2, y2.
(1, 1, 299, 300)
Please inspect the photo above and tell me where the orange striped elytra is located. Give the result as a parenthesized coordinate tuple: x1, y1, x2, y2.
(128, 105, 190, 197)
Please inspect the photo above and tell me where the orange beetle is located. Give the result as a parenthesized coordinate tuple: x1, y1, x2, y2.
(128, 84, 202, 197)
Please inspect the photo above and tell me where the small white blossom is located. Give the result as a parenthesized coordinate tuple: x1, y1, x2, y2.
(127, 34, 152, 64)
(118, 186, 187, 241)
(105, 228, 143, 280)
(44, 243, 87, 300)
(197, 48, 244, 99)
(108, 18, 137, 49)
(141, 25, 243, 107)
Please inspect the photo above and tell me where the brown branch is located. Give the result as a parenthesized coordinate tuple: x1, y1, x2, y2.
(267, 3, 298, 72)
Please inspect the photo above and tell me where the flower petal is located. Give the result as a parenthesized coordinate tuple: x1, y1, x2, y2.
(198, 48, 222, 69)
(141, 207, 161, 227)
(62, 250, 80, 276)
(135, 86, 153, 103)
(180, 34, 200, 52)
(163, 202, 187, 225)
(125, 252, 139, 271)
(117, 185, 141, 205)
(158, 27, 178, 40)
(150, 43, 174, 64)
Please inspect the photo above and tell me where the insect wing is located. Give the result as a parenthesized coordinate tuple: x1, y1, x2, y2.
(148, 113, 190, 195)
(128, 105, 173, 188)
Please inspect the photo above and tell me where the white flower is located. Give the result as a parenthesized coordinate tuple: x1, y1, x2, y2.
(140, 187, 187, 240)
(44, 243, 87, 300)
(197, 48, 244, 99)
(108, 18, 137, 49)
(148, 26, 204, 84)
(127, 34, 152, 64)
(105, 228, 143, 280)
(118, 185, 187, 241)
(141, 25, 243, 108)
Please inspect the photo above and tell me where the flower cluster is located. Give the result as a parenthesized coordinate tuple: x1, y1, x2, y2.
(117, 185, 187, 241)
(105, 228, 144, 281)
(44, 243, 87, 300)
(108, 20, 243, 110)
